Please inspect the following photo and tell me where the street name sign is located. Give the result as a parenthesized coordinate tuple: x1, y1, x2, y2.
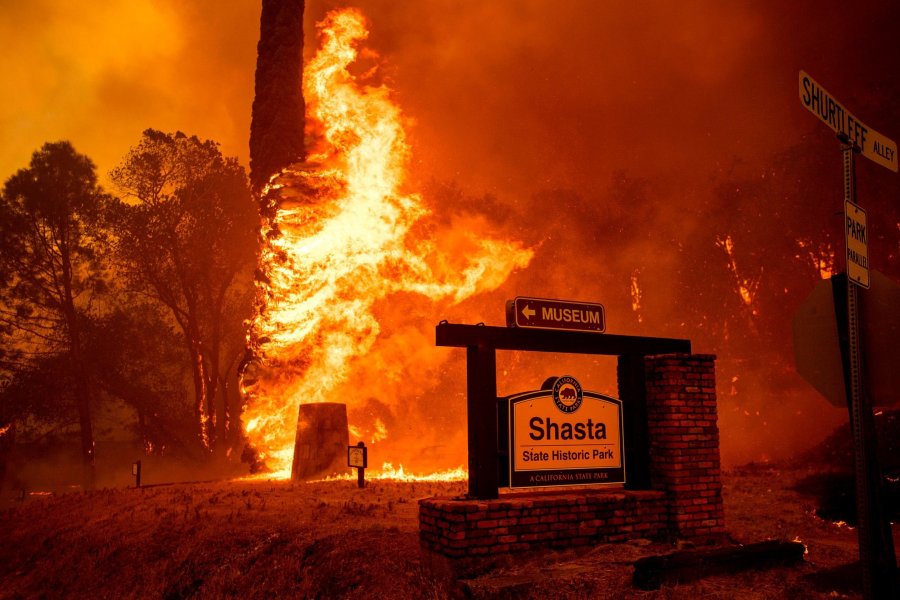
(798, 70, 898, 172)
(508, 376, 624, 488)
(845, 200, 869, 288)
(506, 297, 606, 333)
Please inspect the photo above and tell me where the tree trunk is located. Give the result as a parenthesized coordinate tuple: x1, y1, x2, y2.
(224, 362, 245, 457)
(60, 237, 96, 490)
(186, 332, 209, 453)
(250, 0, 306, 190)
(205, 310, 223, 456)
(136, 407, 148, 454)
(208, 285, 236, 461)
(205, 353, 219, 452)
(70, 344, 96, 489)
(0, 420, 14, 491)
(213, 380, 228, 460)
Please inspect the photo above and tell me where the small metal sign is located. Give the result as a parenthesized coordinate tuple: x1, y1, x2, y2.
(348, 443, 367, 469)
(508, 376, 624, 488)
(506, 297, 606, 333)
(845, 200, 869, 289)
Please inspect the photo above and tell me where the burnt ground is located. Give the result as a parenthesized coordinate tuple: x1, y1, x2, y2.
(1, 464, 898, 599)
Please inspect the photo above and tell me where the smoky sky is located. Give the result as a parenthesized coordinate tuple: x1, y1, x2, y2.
(3, 1, 897, 189)
(2, 1, 900, 465)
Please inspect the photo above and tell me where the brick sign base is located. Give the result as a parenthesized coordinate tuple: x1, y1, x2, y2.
(420, 490, 666, 557)
(419, 353, 725, 557)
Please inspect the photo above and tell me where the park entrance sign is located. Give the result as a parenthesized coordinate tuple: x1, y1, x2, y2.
(424, 318, 727, 558)
(508, 376, 624, 488)
(433, 319, 691, 499)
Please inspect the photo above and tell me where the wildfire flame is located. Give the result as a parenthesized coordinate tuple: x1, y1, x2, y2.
(322, 462, 467, 483)
(717, 234, 758, 312)
(241, 8, 532, 476)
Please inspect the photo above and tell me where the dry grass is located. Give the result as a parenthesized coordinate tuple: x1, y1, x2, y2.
(1, 467, 894, 599)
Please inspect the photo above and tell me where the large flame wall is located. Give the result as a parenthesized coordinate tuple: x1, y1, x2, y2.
(242, 9, 532, 476)
(6, 2, 900, 469)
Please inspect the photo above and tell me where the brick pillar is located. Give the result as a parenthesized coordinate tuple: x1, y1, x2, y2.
(644, 354, 725, 541)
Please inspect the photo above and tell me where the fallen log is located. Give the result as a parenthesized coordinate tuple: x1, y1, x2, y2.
(633, 539, 806, 590)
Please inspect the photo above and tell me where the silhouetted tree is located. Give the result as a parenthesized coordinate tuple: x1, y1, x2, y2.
(0, 141, 109, 488)
(109, 130, 257, 459)
(85, 305, 196, 457)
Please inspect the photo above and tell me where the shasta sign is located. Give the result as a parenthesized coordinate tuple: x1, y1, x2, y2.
(506, 297, 606, 333)
(508, 376, 624, 488)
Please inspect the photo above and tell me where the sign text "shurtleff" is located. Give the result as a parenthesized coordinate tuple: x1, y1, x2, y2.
(798, 70, 897, 172)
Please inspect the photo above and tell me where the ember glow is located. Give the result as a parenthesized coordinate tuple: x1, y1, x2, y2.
(321, 462, 467, 483)
(796, 238, 835, 280)
(241, 8, 532, 476)
(717, 234, 758, 312)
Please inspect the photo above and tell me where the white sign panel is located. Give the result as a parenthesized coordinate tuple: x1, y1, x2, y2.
(845, 199, 869, 289)
(799, 70, 897, 172)
(508, 376, 624, 488)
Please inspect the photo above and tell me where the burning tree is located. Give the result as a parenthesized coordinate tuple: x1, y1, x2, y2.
(109, 130, 257, 459)
(241, 8, 532, 475)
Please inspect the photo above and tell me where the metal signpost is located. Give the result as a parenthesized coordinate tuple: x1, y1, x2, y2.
(798, 70, 898, 599)
(844, 199, 869, 289)
(348, 441, 367, 488)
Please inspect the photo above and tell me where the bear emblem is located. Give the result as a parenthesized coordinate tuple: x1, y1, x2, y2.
(552, 376, 583, 413)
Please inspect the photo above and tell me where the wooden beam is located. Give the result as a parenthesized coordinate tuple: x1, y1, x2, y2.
(633, 540, 807, 590)
(618, 354, 651, 490)
(466, 345, 498, 499)
(436, 323, 690, 356)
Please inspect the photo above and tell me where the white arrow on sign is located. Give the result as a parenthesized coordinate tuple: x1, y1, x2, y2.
(521, 304, 535, 320)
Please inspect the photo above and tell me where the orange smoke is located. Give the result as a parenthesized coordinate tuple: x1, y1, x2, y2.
(241, 8, 532, 477)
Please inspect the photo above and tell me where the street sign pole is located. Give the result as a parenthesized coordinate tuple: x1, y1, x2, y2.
(799, 71, 898, 598)
(838, 139, 898, 599)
